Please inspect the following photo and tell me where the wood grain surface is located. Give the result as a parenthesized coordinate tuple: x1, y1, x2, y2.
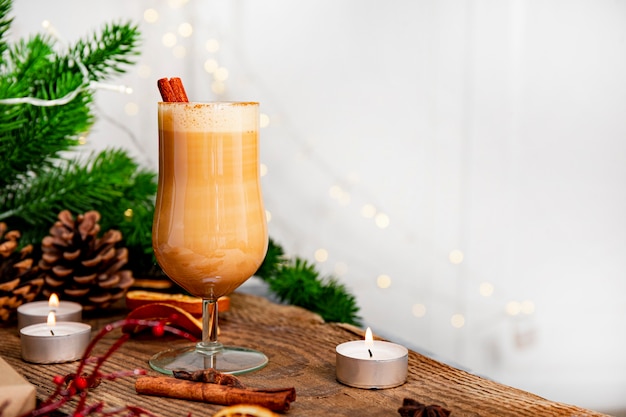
(0, 292, 609, 417)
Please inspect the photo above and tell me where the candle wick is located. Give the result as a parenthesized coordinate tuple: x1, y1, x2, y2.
(50, 329, 55, 336)
(368, 349, 373, 358)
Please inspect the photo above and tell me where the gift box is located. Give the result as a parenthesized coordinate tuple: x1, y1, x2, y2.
(0, 356, 36, 417)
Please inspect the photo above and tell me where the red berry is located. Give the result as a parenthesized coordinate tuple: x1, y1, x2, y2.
(152, 323, 165, 337)
(74, 376, 88, 391)
(52, 375, 65, 386)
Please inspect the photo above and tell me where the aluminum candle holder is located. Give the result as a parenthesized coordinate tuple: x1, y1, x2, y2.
(20, 321, 92, 364)
(335, 328, 408, 389)
(17, 298, 82, 331)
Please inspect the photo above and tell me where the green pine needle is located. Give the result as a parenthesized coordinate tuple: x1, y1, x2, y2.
(255, 237, 285, 279)
(69, 21, 141, 81)
(0, 0, 12, 59)
(256, 239, 361, 326)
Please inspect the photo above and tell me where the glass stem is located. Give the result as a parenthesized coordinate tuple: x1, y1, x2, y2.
(197, 299, 222, 353)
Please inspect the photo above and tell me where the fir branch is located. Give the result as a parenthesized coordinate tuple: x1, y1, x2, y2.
(70, 21, 141, 81)
(6, 34, 56, 84)
(98, 168, 156, 252)
(0, 0, 12, 59)
(0, 5, 150, 282)
(0, 149, 156, 248)
(0, 19, 141, 188)
(256, 240, 361, 326)
(0, 34, 92, 188)
(255, 237, 285, 279)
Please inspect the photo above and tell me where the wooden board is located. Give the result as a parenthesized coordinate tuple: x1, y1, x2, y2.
(0, 292, 609, 417)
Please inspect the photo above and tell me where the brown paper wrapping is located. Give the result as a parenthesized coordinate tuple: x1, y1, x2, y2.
(0, 356, 36, 417)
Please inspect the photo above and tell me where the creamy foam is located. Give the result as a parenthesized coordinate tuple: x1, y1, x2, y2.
(158, 102, 259, 132)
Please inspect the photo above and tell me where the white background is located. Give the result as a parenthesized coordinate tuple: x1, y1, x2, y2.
(9, 0, 626, 414)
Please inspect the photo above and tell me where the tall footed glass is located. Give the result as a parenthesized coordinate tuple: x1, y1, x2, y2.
(150, 101, 268, 375)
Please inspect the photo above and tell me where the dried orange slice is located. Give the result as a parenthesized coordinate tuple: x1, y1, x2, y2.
(125, 290, 230, 317)
(212, 404, 278, 417)
(122, 302, 204, 339)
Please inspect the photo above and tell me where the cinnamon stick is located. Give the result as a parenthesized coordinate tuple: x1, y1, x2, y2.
(169, 77, 189, 102)
(135, 376, 296, 413)
(157, 77, 189, 102)
(157, 78, 175, 102)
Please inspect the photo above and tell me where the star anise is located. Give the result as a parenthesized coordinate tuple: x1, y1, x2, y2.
(398, 398, 451, 417)
(173, 368, 246, 388)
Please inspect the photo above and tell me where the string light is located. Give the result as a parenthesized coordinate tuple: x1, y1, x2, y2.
(167, 0, 188, 8)
(374, 212, 390, 229)
(172, 46, 187, 58)
(137, 65, 152, 79)
(520, 300, 535, 315)
(260, 113, 270, 128)
(260, 163, 268, 177)
(376, 274, 392, 289)
(0, 89, 84, 107)
(314, 248, 329, 262)
(143, 9, 159, 23)
(449, 249, 464, 264)
(41, 20, 64, 43)
(178, 22, 193, 37)
(361, 204, 376, 218)
(211, 81, 226, 95)
(90, 82, 133, 95)
(328, 185, 350, 206)
(451, 314, 466, 328)
(479, 282, 494, 297)
(204, 59, 219, 74)
(329, 185, 342, 199)
(162, 32, 177, 47)
(334, 262, 348, 276)
(411, 303, 426, 318)
(205, 38, 220, 53)
(506, 301, 522, 316)
(214, 67, 229, 82)
(124, 102, 139, 116)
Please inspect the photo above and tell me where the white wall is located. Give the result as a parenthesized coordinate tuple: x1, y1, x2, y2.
(9, 0, 626, 413)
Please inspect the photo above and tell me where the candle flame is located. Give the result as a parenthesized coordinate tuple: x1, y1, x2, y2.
(48, 293, 60, 309)
(365, 327, 374, 347)
(47, 311, 56, 327)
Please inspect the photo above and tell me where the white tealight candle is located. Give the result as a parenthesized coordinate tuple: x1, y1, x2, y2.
(336, 327, 408, 389)
(20, 312, 91, 364)
(17, 293, 82, 331)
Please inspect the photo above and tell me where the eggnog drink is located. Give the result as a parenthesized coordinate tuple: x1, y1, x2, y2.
(153, 102, 268, 301)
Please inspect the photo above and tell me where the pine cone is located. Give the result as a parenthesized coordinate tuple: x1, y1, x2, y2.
(0, 223, 44, 322)
(39, 210, 135, 311)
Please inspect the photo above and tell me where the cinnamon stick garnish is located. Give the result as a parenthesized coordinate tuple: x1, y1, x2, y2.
(169, 77, 188, 102)
(135, 376, 296, 413)
(157, 77, 189, 102)
(157, 78, 175, 102)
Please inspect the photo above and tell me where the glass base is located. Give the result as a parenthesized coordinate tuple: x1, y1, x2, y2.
(149, 343, 268, 375)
